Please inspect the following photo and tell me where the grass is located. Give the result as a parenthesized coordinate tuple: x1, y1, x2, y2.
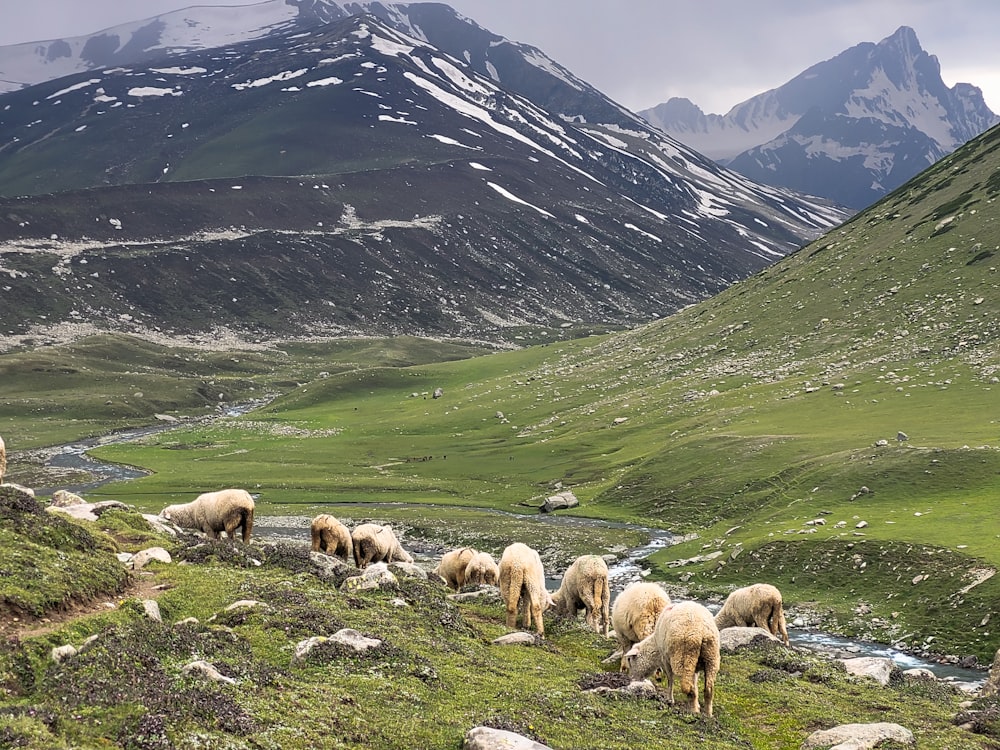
(0, 494, 992, 749)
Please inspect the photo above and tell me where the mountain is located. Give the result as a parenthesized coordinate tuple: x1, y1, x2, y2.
(640, 26, 999, 209)
(0, 6, 846, 348)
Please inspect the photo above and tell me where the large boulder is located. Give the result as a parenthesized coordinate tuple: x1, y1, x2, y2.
(463, 727, 552, 750)
(541, 490, 578, 513)
(801, 722, 914, 749)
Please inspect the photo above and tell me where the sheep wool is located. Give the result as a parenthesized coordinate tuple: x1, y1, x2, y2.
(611, 581, 672, 671)
(310, 514, 353, 560)
(714, 583, 789, 646)
(159, 488, 255, 543)
(550, 554, 610, 636)
(435, 547, 477, 590)
(464, 551, 500, 587)
(498, 542, 550, 637)
(351, 523, 414, 569)
(627, 600, 720, 717)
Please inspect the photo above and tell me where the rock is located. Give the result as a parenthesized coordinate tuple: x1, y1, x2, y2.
(143, 599, 162, 622)
(433, 387, 444, 399)
(389, 561, 427, 579)
(341, 562, 398, 591)
(51, 644, 77, 663)
(463, 726, 552, 750)
(50, 489, 85, 507)
(308, 551, 349, 579)
(448, 586, 502, 603)
(541, 490, 579, 513)
(980, 647, 1000, 696)
(902, 668, 936, 681)
(841, 656, 896, 686)
(154, 413, 179, 422)
(132, 547, 172, 569)
(182, 660, 235, 684)
(46, 499, 130, 521)
(292, 636, 328, 663)
(801, 722, 914, 749)
(718, 626, 780, 652)
(225, 599, 268, 612)
(492, 632, 540, 646)
(585, 679, 658, 697)
(142, 513, 178, 535)
(897, 431, 909, 441)
(330, 628, 382, 652)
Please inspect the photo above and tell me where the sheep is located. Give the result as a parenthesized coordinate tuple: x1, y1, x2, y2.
(310, 514, 352, 560)
(611, 581, 672, 671)
(714, 583, 789, 646)
(549, 554, 610, 636)
(434, 546, 477, 590)
(159, 488, 255, 543)
(498, 542, 551, 637)
(351, 523, 413, 569)
(464, 550, 500, 587)
(626, 600, 720, 717)
(0, 434, 5, 484)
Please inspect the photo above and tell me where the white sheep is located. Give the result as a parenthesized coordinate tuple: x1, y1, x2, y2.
(310, 514, 352, 560)
(549, 554, 610, 636)
(464, 550, 500, 587)
(611, 581, 672, 671)
(0, 434, 6, 484)
(627, 600, 720, 717)
(498, 542, 551, 637)
(159, 488, 255, 543)
(714, 583, 789, 646)
(351, 523, 413, 569)
(434, 546, 477, 590)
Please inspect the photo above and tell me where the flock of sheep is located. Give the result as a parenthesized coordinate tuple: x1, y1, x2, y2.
(155, 487, 791, 719)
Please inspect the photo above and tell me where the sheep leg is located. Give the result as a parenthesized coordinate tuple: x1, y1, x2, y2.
(702, 666, 715, 718)
(530, 598, 545, 638)
(672, 651, 699, 714)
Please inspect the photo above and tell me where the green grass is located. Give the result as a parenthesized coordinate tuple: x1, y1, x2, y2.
(0, 504, 990, 749)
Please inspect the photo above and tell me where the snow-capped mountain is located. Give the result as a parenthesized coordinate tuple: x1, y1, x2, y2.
(640, 26, 999, 209)
(0, 5, 847, 346)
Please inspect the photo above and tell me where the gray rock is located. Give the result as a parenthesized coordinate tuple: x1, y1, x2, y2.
(132, 547, 172, 569)
(463, 727, 552, 750)
(584, 679, 658, 697)
(51, 644, 77, 663)
(182, 660, 235, 684)
(142, 513, 178, 536)
(841, 656, 895, 686)
(143, 599, 162, 622)
(389, 561, 427, 579)
(330, 628, 382, 652)
(718, 626, 780, 652)
(541, 490, 579, 513)
(341, 562, 398, 592)
(492, 632, 540, 646)
(801, 722, 914, 749)
(449, 586, 502, 603)
(308, 550, 349, 579)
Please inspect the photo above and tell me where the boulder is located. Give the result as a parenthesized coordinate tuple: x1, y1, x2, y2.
(718, 626, 780, 652)
(841, 656, 896, 686)
(980, 646, 1000, 696)
(463, 727, 552, 750)
(541, 490, 579, 513)
(132, 547, 172, 569)
(801, 722, 914, 749)
(341, 562, 398, 592)
(182, 660, 235, 684)
(492, 632, 539, 646)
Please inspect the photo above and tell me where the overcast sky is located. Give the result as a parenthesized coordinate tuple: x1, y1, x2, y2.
(1, 0, 997, 114)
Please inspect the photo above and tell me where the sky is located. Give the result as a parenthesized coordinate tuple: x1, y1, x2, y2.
(1, 0, 997, 115)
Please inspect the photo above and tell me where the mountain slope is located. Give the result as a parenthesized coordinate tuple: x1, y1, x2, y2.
(641, 26, 999, 209)
(0, 14, 845, 348)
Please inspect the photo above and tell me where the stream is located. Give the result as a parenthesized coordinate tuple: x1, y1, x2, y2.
(35, 412, 989, 692)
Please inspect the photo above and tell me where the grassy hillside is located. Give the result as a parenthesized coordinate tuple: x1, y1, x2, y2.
(1, 485, 994, 750)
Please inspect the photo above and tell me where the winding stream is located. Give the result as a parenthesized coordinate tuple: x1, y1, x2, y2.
(38, 414, 988, 691)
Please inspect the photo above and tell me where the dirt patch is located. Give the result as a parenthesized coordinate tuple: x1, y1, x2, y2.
(1, 574, 166, 640)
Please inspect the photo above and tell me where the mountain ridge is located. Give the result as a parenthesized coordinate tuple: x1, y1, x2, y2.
(640, 26, 999, 209)
(0, 11, 846, 348)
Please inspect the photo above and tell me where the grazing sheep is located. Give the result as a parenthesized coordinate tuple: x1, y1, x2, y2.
(714, 583, 789, 646)
(351, 523, 413, 569)
(434, 546, 477, 590)
(0, 434, 5, 484)
(310, 514, 352, 560)
(611, 582, 672, 671)
(159, 488, 255, 543)
(550, 554, 610, 636)
(498, 542, 551, 637)
(464, 550, 500, 587)
(627, 600, 720, 717)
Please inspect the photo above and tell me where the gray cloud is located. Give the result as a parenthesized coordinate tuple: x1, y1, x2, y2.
(2, 1, 998, 113)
